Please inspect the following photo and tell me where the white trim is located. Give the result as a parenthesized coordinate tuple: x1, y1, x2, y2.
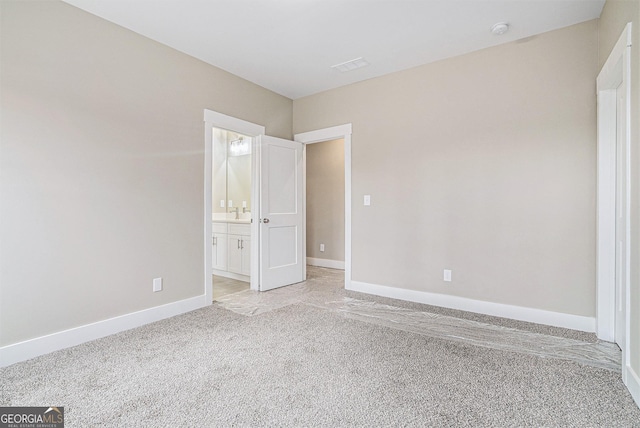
(295, 124, 352, 144)
(348, 281, 595, 333)
(302, 140, 308, 282)
(306, 257, 345, 270)
(295, 124, 352, 289)
(204, 121, 214, 303)
(251, 137, 260, 291)
(212, 269, 250, 283)
(204, 109, 266, 297)
(204, 110, 265, 136)
(0, 295, 207, 368)
(626, 365, 640, 408)
(596, 23, 632, 90)
(596, 88, 617, 341)
(595, 23, 632, 358)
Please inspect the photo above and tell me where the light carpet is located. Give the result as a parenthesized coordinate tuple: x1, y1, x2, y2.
(1, 269, 639, 426)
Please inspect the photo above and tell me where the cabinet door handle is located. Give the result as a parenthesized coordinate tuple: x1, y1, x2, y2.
(240, 239, 244, 250)
(237, 239, 240, 249)
(213, 237, 216, 246)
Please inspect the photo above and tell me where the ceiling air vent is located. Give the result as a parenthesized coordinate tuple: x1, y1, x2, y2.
(331, 57, 369, 72)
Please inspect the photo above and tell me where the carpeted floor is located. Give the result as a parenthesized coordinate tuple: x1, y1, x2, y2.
(1, 268, 639, 427)
(215, 267, 620, 372)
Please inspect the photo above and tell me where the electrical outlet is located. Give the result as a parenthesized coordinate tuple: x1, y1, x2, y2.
(320, 244, 325, 252)
(220, 200, 225, 208)
(153, 277, 163, 292)
(443, 269, 452, 282)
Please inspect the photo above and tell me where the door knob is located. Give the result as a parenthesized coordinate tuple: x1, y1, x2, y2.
(263, 218, 270, 223)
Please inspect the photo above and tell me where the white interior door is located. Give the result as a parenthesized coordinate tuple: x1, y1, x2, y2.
(258, 135, 304, 291)
(614, 82, 627, 349)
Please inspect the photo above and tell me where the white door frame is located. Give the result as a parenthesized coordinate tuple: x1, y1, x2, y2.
(294, 124, 353, 288)
(596, 23, 631, 378)
(203, 109, 265, 301)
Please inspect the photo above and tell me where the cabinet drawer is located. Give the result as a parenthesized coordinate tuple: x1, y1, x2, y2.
(212, 222, 228, 234)
(228, 223, 250, 236)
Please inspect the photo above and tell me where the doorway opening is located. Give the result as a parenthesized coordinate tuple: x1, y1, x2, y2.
(204, 110, 265, 303)
(305, 138, 345, 271)
(295, 124, 352, 288)
(211, 127, 253, 300)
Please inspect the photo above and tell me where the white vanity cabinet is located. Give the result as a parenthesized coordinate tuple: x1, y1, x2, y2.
(212, 222, 228, 270)
(227, 223, 251, 276)
(212, 221, 250, 282)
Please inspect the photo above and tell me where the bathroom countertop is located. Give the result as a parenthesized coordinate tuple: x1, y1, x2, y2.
(212, 219, 251, 224)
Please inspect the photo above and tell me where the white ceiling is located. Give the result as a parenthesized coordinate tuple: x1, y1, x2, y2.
(62, 0, 605, 100)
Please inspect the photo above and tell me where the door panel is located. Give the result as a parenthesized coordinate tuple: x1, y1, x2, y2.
(267, 226, 298, 267)
(228, 235, 243, 274)
(258, 135, 304, 291)
(212, 233, 227, 271)
(268, 145, 297, 213)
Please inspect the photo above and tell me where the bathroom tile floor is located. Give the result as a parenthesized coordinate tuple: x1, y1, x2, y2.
(212, 275, 249, 301)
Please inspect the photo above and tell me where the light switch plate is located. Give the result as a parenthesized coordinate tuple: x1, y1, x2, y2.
(443, 270, 452, 282)
(153, 277, 163, 292)
(364, 195, 371, 206)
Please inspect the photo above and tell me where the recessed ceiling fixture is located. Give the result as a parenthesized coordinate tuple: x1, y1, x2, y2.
(331, 57, 370, 73)
(491, 22, 510, 35)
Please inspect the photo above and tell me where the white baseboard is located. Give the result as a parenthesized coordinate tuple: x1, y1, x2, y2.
(212, 269, 250, 283)
(626, 365, 640, 409)
(0, 295, 208, 368)
(306, 257, 345, 270)
(347, 280, 595, 332)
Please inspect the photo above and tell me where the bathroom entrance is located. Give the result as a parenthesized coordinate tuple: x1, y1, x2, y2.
(204, 109, 307, 300)
(211, 127, 252, 300)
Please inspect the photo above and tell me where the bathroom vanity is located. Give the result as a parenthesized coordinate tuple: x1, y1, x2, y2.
(212, 219, 251, 282)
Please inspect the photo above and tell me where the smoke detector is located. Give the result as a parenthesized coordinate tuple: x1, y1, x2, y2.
(491, 22, 510, 35)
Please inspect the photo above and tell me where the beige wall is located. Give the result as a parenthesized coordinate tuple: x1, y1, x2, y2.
(0, 0, 292, 346)
(306, 139, 345, 261)
(294, 20, 598, 317)
(598, 0, 640, 385)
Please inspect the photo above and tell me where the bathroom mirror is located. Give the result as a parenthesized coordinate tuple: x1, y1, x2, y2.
(212, 128, 252, 219)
